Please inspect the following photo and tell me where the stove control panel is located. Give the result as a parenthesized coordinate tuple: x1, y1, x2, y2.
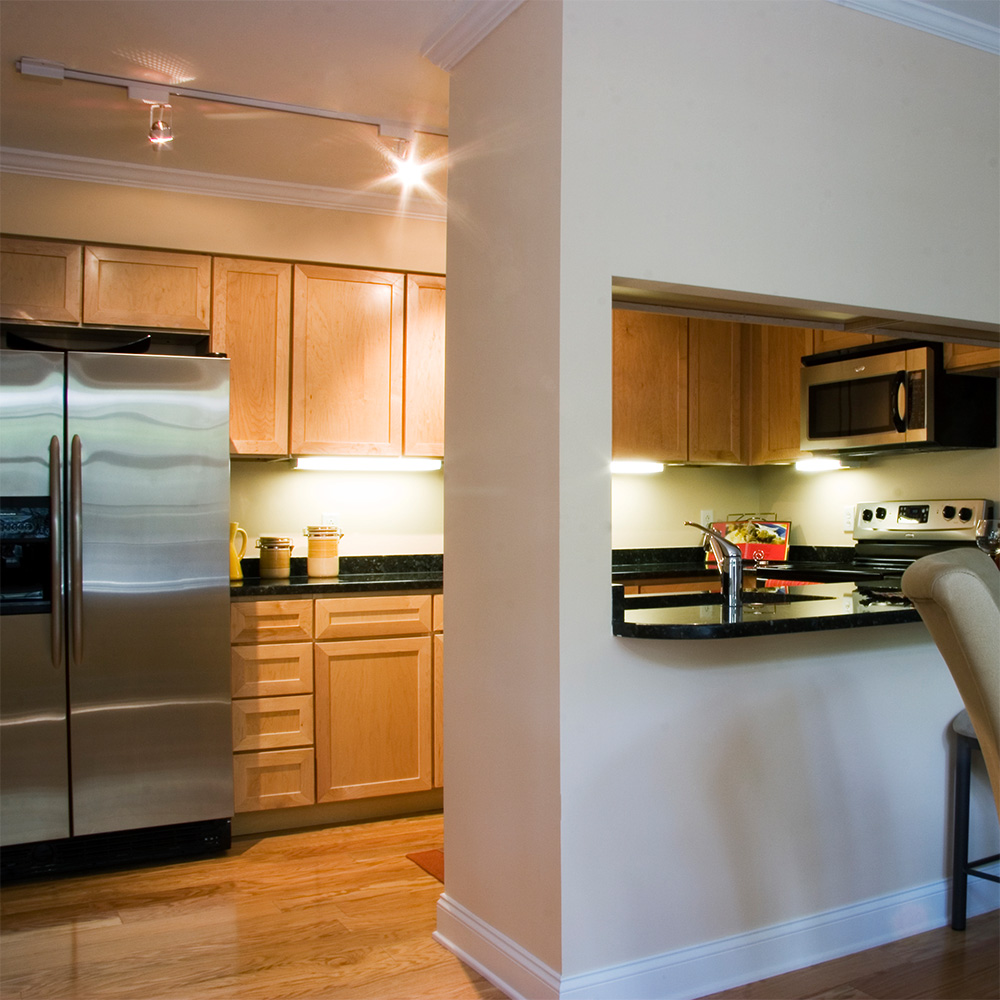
(852, 499, 994, 541)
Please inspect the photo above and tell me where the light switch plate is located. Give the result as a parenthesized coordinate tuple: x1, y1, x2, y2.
(843, 505, 854, 531)
(700, 509, 714, 527)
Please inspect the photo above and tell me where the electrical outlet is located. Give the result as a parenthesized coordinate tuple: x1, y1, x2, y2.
(321, 511, 339, 527)
(700, 509, 714, 527)
(843, 505, 854, 532)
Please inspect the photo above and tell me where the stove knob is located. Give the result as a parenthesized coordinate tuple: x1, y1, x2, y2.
(861, 508, 874, 522)
(875, 507, 887, 520)
(943, 505, 956, 520)
(959, 507, 973, 522)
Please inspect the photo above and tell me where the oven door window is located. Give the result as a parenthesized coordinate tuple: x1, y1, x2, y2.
(0, 497, 52, 615)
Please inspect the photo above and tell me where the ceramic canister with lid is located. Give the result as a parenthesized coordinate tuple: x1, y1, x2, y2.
(256, 535, 294, 578)
(304, 525, 343, 578)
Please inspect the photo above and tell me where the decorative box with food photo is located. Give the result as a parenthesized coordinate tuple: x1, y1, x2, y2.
(705, 518, 791, 566)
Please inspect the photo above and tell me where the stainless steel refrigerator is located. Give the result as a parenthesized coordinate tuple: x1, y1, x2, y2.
(1, 347, 233, 875)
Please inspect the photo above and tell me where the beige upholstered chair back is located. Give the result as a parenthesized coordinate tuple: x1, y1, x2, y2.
(901, 548, 1000, 819)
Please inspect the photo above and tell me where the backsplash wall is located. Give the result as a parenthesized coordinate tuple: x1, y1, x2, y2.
(229, 461, 443, 557)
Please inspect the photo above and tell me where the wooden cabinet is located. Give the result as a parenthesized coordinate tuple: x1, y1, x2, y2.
(230, 600, 315, 812)
(944, 342, 1000, 374)
(688, 319, 746, 464)
(0, 237, 82, 323)
(812, 329, 873, 353)
(212, 258, 291, 456)
(314, 635, 433, 802)
(404, 274, 446, 457)
(612, 309, 688, 462)
(83, 246, 211, 329)
(291, 264, 405, 455)
(230, 592, 441, 814)
(748, 325, 814, 464)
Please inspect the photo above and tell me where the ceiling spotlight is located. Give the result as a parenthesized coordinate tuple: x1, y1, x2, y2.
(148, 103, 173, 145)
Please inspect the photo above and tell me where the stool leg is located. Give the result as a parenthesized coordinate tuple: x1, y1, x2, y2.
(951, 735, 972, 931)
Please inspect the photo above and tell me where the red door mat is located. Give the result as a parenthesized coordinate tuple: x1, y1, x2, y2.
(406, 849, 444, 883)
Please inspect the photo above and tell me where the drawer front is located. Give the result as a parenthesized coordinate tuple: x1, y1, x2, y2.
(232, 695, 314, 751)
(232, 643, 313, 698)
(314, 594, 432, 640)
(231, 600, 313, 643)
(234, 749, 315, 812)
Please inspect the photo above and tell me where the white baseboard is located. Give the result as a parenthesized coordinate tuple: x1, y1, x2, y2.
(435, 872, 999, 1000)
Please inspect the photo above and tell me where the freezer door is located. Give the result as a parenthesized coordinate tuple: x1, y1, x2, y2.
(0, 351, 70, 846)
(66, 353, 232, 835)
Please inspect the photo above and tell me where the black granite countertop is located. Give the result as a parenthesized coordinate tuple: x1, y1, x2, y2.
(231, 554, 442, 598)
(612, 580, 918, 639)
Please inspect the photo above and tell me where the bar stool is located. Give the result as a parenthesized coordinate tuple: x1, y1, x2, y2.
(951, 709, 1000, 931)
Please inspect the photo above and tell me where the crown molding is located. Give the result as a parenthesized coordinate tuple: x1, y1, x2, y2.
(421, 0, 524, 71)
(0, 147, 447, 222)
(826, 0, 1000, 54)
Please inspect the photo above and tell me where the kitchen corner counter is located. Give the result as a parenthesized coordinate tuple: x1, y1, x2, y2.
(612, 582, 920, 639)
(231, 554, 442, 598)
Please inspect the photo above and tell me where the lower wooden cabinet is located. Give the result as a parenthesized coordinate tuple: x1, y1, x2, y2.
(230, 592, 442, 814)
(314, 636, 433, 801)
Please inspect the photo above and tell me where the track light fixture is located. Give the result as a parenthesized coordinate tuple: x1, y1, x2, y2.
(16, 56, 445, 182)
(148, 104, 173, 145)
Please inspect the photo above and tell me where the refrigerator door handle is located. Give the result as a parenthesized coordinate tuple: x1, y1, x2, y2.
(49, 436, 64, 667)
(69, 434, 83, 666)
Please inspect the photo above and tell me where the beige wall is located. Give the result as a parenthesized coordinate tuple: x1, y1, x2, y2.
(443, 0, 999, 994)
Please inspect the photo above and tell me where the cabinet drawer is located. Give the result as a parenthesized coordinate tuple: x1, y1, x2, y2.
(234, 749, 315, 812)
(314, 594, 432, 640)
(231, 600, 313, 643)
(232, 642, 313, 698)
(232, 695, 314, 751)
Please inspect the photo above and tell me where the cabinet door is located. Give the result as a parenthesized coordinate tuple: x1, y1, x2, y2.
(811, 329, 873, 353)
(404, 274, 445, 457)
(944, 342, 1000, 373)
(314, 636, 433, 801)
(749, 325, 813, 464)
(687, 319, 745, 464)
(1, 237, 82, 323)
(433, 633, 444, 788)
(212, 258, 291, 455)
(291, 264, 404, 455)
(612, 309, 688, 462)
(83, 246, 211, 329)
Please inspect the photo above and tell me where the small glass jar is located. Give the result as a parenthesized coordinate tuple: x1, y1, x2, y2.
(304, 525, 343, 578)
(256, 535, 294, 579)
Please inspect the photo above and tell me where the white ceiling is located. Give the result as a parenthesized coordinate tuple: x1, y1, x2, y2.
(1, 0, 996, 224)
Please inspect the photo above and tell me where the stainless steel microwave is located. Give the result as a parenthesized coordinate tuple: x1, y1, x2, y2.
(800, 343, 997, 455)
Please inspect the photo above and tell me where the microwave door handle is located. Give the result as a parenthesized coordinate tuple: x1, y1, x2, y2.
(890, 370, 907, 433)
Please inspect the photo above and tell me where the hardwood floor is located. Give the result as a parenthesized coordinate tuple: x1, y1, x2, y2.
(1, 812, 996, 1000)
(0, 812, 504, 1000)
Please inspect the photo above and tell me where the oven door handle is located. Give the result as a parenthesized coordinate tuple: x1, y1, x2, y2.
(890, 370, 907, 433)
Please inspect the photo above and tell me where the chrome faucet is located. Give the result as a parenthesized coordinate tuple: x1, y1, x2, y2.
(685, 521, 743, 610)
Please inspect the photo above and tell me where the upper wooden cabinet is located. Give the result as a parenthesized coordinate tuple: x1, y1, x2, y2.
(404, 274, 446, 457)
(944, 342, 1000, 374)
(812, 329, 873, 353)
(0, 238, 82, 323)
(613, 309, 688, 462)
(212, 258, 292, 456)
(291, 264, 405, 455)
(687, 319, 745, 464)
(748, 325, 814, 465)
(83, 246, 211, 329)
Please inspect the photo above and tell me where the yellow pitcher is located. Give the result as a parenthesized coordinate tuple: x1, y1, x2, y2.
(229, 522, 248, 581)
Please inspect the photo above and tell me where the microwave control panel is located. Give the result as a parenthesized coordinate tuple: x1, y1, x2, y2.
(852, 499, 994, 540)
